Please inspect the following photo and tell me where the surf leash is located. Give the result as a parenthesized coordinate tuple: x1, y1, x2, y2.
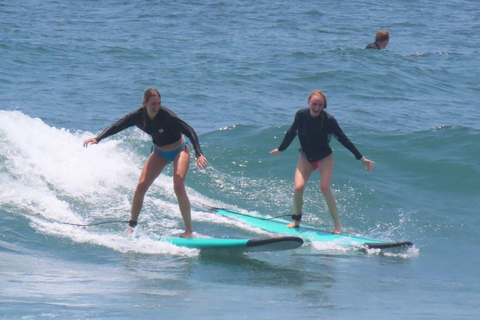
(54, 220, 130, 227)
(195, 201, 292, 220)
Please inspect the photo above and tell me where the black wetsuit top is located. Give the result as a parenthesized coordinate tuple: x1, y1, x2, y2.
(277, 108, 363, 162)
(365, 42, 380, 50)
(95, 106, 203, 158)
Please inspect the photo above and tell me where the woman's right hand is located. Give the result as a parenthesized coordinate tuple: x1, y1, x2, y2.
(360, 157, 374, 171)
(83, 138, 98, 148)
(270, 149, 281, 156)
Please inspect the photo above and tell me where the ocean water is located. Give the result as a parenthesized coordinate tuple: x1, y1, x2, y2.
(1, 0, 479, 319)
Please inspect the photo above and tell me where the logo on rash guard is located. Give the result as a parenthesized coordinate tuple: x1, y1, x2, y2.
(158, 129, 164, 133)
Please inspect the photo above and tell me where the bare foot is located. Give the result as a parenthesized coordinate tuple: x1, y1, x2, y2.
(287, 221, 300, 229)
(332, 226, 341, 235)
(125, 227, 133, 234)
(180, 231, 194, 238)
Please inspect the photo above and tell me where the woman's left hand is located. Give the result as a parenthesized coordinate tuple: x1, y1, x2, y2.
(361, 157, 375, 171)
(196, 155, 208, 170)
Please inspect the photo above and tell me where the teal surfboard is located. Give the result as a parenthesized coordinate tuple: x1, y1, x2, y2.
(157, 236, 303, 252)
(212, 208, 412, 250)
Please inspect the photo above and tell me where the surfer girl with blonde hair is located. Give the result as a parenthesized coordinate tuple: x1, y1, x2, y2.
(270, 90, 374, 234)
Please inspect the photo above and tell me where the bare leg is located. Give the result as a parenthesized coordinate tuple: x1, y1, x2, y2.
(288, 155, 315, 228)
(173, 145, 193, 238)
(127, 151, 168, 233)
(317, 154, 341, 234)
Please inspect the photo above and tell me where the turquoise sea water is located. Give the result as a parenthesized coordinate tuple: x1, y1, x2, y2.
(1, 0, 479, 319)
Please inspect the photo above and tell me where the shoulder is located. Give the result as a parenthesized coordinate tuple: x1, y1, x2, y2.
(365, 42, 380, 50)
(323, 111, 339, 125)
(161, 106, 179, 117)
(323, 110, 334, 119)
(122, 107, 144, 120)
(295, 108, 310, 117)
(126, 107, 143, 115)
(293, 108, 309, 122)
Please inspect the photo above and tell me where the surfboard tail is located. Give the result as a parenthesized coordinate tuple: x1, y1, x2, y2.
(246, 236, 304, 252)
(361, 241, 414, 250)
(164, 235, 304, 252)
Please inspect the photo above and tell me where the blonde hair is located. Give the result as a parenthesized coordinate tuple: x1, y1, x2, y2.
(142, 88, 161, 106)
(307, 90, 327, 108)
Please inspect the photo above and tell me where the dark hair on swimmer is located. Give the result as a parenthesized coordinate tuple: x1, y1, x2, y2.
(307, 90, 327, 108)
(375, 30, 390, 42)
(143, 88, 161, 106)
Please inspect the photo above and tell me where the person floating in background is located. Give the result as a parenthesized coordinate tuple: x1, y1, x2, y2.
(365, 30, 390, 50)
(83, 88, 208, 238)
(270, 90, 374, 234)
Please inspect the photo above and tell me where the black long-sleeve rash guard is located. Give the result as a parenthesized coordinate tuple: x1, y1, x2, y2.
(277, 108, 363, 163)
(95, 106, 203, 158)
(365, 42, 380, 50)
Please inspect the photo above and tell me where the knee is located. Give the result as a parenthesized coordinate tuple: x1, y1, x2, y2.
(320, 185, 331, 195)
(173, 178, 186, 194)
(294, 184, 305, 194)
(135, 181, 150, 195)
